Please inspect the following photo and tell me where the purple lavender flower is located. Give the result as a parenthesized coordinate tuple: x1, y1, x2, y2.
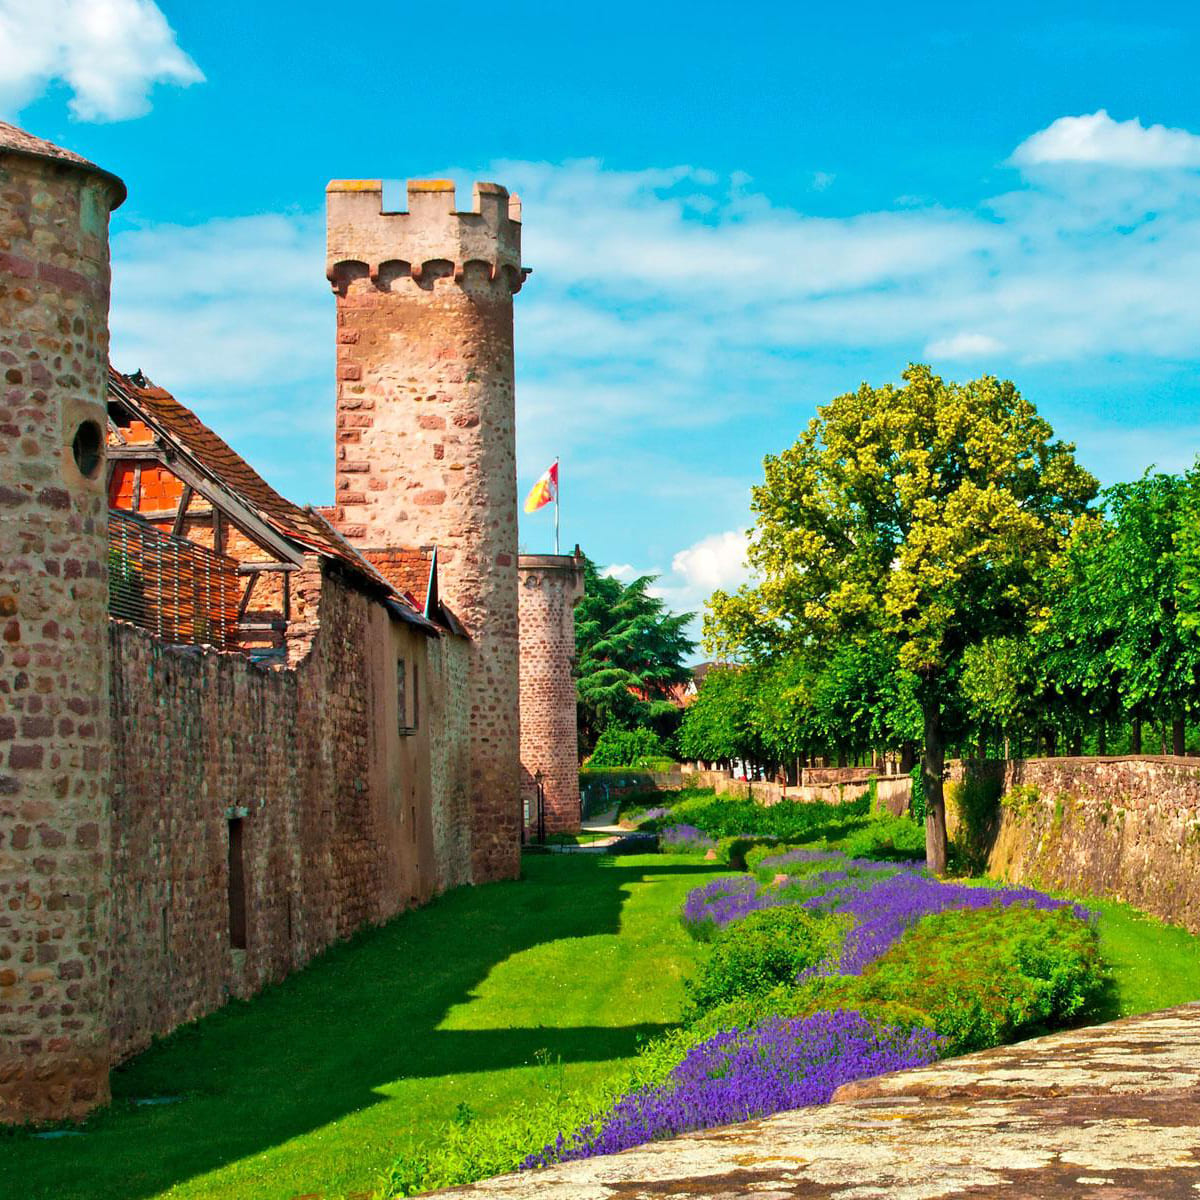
(757, 847, 843, 871)
(682, 859, 911, 934)
(802, 871, 1088, 977)
(660, 823, 718, 852)
(637, 806, 672, 824)
(521, 1011, 943, 1167)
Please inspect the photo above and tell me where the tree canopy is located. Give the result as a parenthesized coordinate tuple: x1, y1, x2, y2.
(706, 365, 1098, 871)
(575, 556, 695, 752)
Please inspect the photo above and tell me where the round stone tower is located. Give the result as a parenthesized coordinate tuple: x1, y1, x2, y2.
(518, 552, 586, 834)
(0, 122, 125, 1122)
(326, 179, 527, 882)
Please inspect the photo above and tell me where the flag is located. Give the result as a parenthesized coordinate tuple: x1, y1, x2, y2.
(523, 460, 558, 513)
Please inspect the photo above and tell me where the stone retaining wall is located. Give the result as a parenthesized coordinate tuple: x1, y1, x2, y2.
(947, 755, 1200, 934)
(685, 770, 908, 810)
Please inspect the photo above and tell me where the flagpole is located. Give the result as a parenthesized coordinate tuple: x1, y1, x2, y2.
(554, 457, 560, 555)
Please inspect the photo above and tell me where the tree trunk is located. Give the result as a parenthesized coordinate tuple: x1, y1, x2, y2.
(1044, 727, 1058, 757)
(1097, 719, 1107, 756)
(1070, 727, 1083, 757)
(899, 742, 915, 773)
(923, 700, 948, 876)
(1173, 717, 1186, 757)
(1131, 713, 1142, 755)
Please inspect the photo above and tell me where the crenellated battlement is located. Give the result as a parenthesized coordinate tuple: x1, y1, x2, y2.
(326, 178, 527, 291)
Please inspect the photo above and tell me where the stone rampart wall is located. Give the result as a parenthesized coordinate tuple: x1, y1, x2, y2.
(108, 566, 455, 1062)
(947, 755, 1200, 933)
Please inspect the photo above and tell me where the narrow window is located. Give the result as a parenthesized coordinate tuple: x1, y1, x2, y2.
(412, 661, 419, 731)
(227, 818, 247, 950)
(397, 659, 408, 734)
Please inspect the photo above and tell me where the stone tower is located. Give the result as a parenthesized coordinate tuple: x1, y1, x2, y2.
(518, 552, 586, 833)
(326, 179, 526, 882)
(0, 123, 125, 1122)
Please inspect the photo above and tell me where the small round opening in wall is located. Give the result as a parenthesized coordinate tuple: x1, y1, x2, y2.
(72, 419, 103, 480)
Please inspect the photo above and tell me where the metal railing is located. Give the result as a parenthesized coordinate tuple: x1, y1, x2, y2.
(108, 509, 240, 649)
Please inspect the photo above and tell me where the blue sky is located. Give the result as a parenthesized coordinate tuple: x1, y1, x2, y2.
(4, 1, 1200, 636)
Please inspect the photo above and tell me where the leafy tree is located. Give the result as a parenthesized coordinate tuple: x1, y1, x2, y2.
(587, 726, 672, 768)
(575, 556, 695, 752)
(678, 665, 752, 764)
(1041, 471, 1200, 753)
(707, 366, 1097, 872)
(809, 636, 922, 764)
(960, 635, 1040, 755)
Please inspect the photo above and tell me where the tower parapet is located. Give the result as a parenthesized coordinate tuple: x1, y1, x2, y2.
(326, 174, 526, 882)
(0, 121, 124, 1122)
(326, 179, 527, 293)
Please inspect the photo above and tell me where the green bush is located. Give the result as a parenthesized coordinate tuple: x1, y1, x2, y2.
(690, 981, 932, 1041)
(587, 727, 675, 769)
(822, 905, 1106, 1054)
(685, 907, 847, 1015)
(836, 816, 926, 862)
(647, 789, 870, 842)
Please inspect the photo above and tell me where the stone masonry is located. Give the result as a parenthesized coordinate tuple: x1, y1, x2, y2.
(946, 755, 1200, 937)
(518, 553, 585, 833)
(0, 125, 125, 1122)
(326, 180, 526, 882)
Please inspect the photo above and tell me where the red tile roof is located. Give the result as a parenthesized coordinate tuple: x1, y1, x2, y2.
(109, 368, 365, 567)
(107, 368, 444, 632)
(0, 120, 126, 206)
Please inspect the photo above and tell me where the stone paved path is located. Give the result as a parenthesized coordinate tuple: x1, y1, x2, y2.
(436, 1003, 1200, 1197)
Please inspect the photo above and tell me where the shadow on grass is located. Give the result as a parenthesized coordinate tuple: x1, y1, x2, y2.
(8, 855, 718, 1200)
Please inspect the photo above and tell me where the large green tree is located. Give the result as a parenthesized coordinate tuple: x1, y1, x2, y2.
(1040, 471, 1200, 753)
(575, 556, 695, 751)
(707, 365, 1097, 872)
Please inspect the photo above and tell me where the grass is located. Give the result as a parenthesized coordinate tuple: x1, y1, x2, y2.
(1091, 898, 1200, 1019)
(7, 853, 728, 1200)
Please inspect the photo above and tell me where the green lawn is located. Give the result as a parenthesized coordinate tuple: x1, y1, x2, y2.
(1092, 899, 1200, 1019)
(7, 853, 726, 1200)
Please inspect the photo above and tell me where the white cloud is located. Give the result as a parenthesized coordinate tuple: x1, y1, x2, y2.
(0, 0, 202, 122)
(672, 530, 751, 593)
(110, 213, 328, 392)
(600, 563, 640, 582)
(924, 332, 1006, 360)
(1010, 110, 1200, 170)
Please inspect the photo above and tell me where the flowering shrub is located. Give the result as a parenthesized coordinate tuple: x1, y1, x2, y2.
(838, 904, 1106, 1052)
(683, 863, 905, 936)
(521, 1011, 943, 1167)
(635, 806, 672, 825)
(755, 847, 843, 873)
(659, 824, 719, 853)
(802, 870, 1089, 977)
